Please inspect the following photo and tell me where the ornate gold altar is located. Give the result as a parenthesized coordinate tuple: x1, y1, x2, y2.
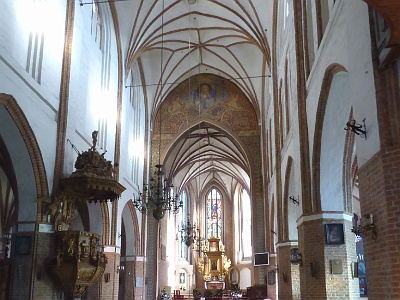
(197, 237, 231, 289)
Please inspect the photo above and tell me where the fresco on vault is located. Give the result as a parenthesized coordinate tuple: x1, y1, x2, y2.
(157, 74, 257, 134)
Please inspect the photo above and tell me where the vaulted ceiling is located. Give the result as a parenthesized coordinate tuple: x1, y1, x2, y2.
(117, 0, 272, 113)
(113, 0, 400, 197)
(114, 0, 271, 196)
(164, 124, 251, 196)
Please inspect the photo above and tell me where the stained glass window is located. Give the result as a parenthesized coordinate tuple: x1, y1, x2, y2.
(206, 188, 222, 239)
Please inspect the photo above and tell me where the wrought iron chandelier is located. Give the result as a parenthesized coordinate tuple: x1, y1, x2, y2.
(194, 234, 206, 254)
(133, 164, 182, 220)
(179, 219, 198, 246)
(132, 0, 183, 221)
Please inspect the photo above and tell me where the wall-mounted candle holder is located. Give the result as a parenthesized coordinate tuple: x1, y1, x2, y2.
(289, 196, 300, 206)
(351, 213, 377, 240)
(344, 118, 367, 139)
(290, 248, 302, 266)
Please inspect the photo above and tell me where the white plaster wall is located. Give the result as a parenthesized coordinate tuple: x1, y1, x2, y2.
(268, 0, 378, 239)
(67, 3, 118, 157)
(305, 0, 378, 169)
(0, 0, 149, 242)
(0, 106, 37, 226)
(0, 1, 64, 193)
(0, 1, 65, 101)
(320, 72, 351, 211)
(272, 0, 378, 215)
(345, 0, 379, 167)
(117, 64, 147, 245)
(121, 203, 136, 256)
(287, 157, 300, 240)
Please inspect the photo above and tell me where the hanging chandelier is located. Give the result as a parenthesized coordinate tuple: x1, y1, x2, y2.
(133, 164, 182, 221)
(194, 234, 206, 254)
(132, 0, 183, 221)
(179, 219, 199, 246)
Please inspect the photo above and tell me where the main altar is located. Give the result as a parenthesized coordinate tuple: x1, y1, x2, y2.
(197, 237, 231, 290)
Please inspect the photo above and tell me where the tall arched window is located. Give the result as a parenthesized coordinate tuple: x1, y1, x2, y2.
(241, 190, 252, 258)
(283, 0, 290, 30)
(91, 3, 103, 48)
(128, 65, 144, 183)
(206, 188, 222, 239)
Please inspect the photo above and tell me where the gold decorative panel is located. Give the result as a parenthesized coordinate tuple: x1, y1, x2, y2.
(49, 231, 107, 299)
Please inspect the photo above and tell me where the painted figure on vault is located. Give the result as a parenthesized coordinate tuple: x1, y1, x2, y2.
(193, 83, 216, 110)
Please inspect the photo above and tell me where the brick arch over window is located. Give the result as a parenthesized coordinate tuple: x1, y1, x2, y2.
(269, 194, 275, 254)
(281, 156, 293, 241)
(0, 94, 49, 215)
(311, 64, 348, 213)
(101, 202, 110, 245)
(128, 200, 142, 255)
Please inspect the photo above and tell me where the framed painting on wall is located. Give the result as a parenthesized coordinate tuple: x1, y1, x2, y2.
(325, 223, 345, 245)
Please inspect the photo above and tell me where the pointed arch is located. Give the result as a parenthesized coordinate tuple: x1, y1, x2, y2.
(125, 200, 141, 255)
(278, 79, 284, 148)
(284, 59, 291, 135)
(0, 94, 48, 226)
(201, 179, 230, 241)
(0, 94, 48, 200)
(269, 194, 276, 254)
(311, 64, 347, 213)
(282, 156, 293, 241)
(101, 203, 110, 245)
(342, 108, 356, 213)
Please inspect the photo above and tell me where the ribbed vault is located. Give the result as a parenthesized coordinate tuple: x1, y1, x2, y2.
(118, 0, 272, 117)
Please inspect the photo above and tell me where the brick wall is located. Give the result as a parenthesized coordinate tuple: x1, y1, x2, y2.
(116, 258, 146, 300)
(277, 246, 294, 300)
(31, 232, 60, 300)
(358, 147, 400, 299)
(298, 218, 360, 299)
(11, 232, 62, 300)
(298, 219, 327, 299)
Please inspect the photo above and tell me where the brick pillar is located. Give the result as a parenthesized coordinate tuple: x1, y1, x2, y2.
(298, 219, 327, 299)
(96, 249, 120, 299)
(30, 231, 60, 300)
(298, 217, 358, 299)
(276, 244, 300, 300)
(12, 231, 62, 300)
(117, 255, 146, 300)
(276, 245, 292, 300)
(134, 257, 146, 300)
(291, 261, 301, 300)
(358, 147, 400, 300)
(267, 255, 278, 300)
